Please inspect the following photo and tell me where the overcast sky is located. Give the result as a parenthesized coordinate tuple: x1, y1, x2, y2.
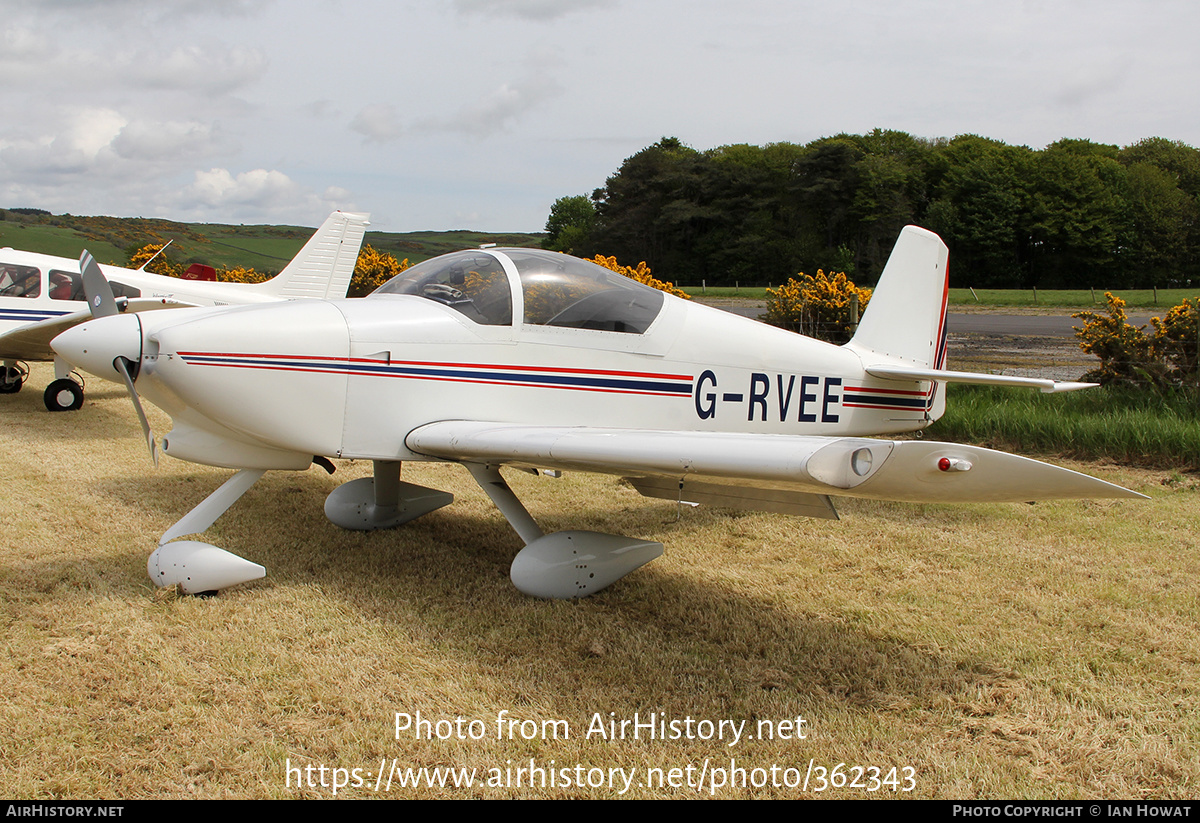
(1, 0, 1196, 233)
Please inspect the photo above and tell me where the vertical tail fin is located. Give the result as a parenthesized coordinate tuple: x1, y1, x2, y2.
(844, 226, 949, 420)
(848, 227, 1095, 404)
(254, 211, 370, 299)
(845, 225, 949, 368)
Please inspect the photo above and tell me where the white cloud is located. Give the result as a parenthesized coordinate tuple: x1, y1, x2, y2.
(132, 45, 269, 96)
(453, 0, 615, 21)
(0, 26, 55, 62)
(112, 120, 232, 162)
(185, 168, 301, 207)
(417, 74, 562, 138)
(350, 103, 404, 143)
(11, 0, 269, 25)
(174, 167, 357, 224)
(0, 107, 127, 176)
(1, 109, 232, 181)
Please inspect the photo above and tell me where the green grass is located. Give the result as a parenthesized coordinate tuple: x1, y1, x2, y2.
(2, 362, 1196, 799)
(681, 286, 1200, 310)
(0, 221, 128, 263)
(362, 230, 543, 266)
(681, 286, 771, 299)
(0, 213, 543, 273)
(948, 288, 1200, 309)
(930, 384, 1200, 469)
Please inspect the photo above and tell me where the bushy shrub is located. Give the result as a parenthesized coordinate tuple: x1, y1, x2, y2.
(764, 270, 871, 343)
(1074, 293, 1199, 389)
(218, 265, 271, 284)
(127, 243, 183, 277)
(590, 255, 689, 299)
(351, 245, 409, 297)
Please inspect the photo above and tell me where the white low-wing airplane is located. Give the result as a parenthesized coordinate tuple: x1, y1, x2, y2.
(51, 226, 1142, 599)
(0, 210, 369, 410)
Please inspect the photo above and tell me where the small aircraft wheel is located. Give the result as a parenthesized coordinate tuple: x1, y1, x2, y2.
(0, 365, 27, 394)
(44, 379, 84, 412)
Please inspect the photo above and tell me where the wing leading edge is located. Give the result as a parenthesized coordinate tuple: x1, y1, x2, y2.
(405, 422, 1143, 519)
(0, 299, 195, 361)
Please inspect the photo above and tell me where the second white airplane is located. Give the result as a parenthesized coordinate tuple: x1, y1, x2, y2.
(0, 210, 369, 410)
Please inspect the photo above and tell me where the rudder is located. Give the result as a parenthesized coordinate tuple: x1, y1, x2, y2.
(845, 225, 949, 421)
(845, 225, 949, 370)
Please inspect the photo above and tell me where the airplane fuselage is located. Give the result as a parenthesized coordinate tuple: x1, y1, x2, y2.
(104, 292, 933, 473)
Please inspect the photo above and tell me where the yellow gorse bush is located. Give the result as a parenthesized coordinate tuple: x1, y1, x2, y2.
(764, 269, 871, 343)
(218, 265, 270, 284)
(589, 255, 689, 299)
(1074, 292, 1200, 388)
(351, 244, 409, 297)
(127, 243, 183, 277)
(130, 243, 269, 283)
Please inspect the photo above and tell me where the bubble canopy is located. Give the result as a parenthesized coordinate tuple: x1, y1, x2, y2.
(370, 248, 665, 334)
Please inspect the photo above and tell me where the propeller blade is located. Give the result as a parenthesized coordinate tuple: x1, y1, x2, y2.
(79, 251, 119, 318)
(114, 355, 157, 466)
(77, 250, 157, 465)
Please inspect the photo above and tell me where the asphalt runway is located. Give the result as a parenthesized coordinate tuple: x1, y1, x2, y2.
(947, 312, 1154, 337)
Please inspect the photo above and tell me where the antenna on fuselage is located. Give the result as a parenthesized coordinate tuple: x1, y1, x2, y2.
(136, 239, 174, 272)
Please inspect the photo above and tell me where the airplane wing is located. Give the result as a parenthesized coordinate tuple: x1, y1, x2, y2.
(0, 298, 195, 361)
(405, 422, 1144, 519)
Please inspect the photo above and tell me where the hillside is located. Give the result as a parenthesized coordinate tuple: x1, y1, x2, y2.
(0, 209, 543, 273)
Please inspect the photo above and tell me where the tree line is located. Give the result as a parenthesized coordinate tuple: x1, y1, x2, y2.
(544, 132, 1200, 289)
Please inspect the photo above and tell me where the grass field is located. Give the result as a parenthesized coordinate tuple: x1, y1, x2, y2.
(2, 363, 1196, 799)
(930, 385, 1200, 470)
(681, 285, 1200, 311)
(0, 214, 542, 274)
(947, 288, 1200, 309)
(0, 221, 129, 264)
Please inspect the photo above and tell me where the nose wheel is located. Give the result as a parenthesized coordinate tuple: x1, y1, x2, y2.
(44, 378, 84, 412)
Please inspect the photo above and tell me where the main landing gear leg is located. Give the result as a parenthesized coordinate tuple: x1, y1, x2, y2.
(147, 468, 269, 595)
(324, 460, 454, 530)
(464, 463, 663, 600)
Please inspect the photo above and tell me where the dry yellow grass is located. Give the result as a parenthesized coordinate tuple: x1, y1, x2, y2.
(1, 363, 1196, 798)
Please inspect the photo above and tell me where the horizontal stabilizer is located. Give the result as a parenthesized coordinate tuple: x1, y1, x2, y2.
(867, 365, 1096, 394)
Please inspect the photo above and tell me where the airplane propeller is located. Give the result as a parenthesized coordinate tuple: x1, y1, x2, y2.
(78, 251, 158, 465)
